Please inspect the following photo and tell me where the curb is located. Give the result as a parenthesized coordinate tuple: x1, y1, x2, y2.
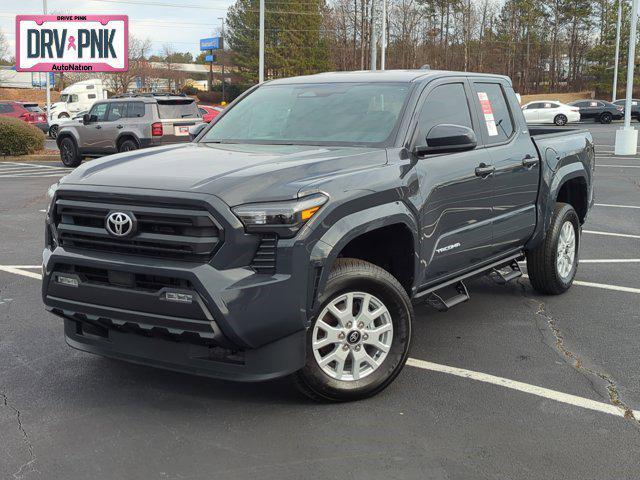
(1, 154, 60, 163)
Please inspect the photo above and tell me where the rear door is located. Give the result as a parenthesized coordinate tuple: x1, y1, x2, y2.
(412, 78, 496, 285)
(470, 81, 539, 257)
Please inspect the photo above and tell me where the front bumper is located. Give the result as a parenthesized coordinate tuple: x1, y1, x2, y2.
(42, 188, 313, 381)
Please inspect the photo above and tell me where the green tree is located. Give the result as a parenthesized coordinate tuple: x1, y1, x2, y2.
(226, 0, 330, 86)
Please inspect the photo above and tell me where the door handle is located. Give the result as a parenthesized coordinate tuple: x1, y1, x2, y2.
(116, 125, 123, 129)
(95, 125, 102, 129)
(475, 164, 495, 177)
(522, 155, 539, 168)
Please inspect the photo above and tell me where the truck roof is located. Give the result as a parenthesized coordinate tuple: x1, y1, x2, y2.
(267, 69, 512, 85)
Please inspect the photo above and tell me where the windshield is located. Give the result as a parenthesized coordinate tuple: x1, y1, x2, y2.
(157, 100, 200, 119)
(201, 82, 410, 146)
(59, 94, 69, 102)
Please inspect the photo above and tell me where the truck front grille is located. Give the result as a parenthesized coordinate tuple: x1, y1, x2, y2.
(52, 194, 222, 261)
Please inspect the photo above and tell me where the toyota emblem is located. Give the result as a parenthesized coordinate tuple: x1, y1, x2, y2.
(105, 211, 135, 237)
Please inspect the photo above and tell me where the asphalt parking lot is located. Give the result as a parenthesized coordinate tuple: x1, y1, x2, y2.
(1, 122, 639, 480)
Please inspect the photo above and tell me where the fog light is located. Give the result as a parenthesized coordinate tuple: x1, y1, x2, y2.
(164, 292, 193, 304)
(56, 275, 79, 287)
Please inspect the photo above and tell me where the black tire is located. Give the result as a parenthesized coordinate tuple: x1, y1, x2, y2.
(293, 258, 413, 402)
(48, 124, 58, 139)
(600, 112, 612, 124)
(118, 138, 139, 153)
(59, 137, 82, 168)
(58, 112, 70, 119)
(554, 114, 567, 126)
(526, 202, 580, 295)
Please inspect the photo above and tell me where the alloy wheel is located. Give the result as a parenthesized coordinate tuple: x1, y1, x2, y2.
(556, 221, 576, 279)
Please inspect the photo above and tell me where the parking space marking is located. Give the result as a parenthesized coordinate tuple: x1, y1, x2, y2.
(597, 164, 640, 169)
(584, 229, 640, 239)
(0, 265, 42, 280)
(1, 263, 637, 420)
(406, 358, 639, 420)
(595, 203, 640, 209)
(580, 259, 640, 263)
(0, 162, 72, 178)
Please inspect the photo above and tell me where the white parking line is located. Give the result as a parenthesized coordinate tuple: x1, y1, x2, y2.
(0, 265, 42, 280)
(595, 203, 640, 209)
(597, 164, 640, 168)
(0, 162, 67, 170)
(406, 358, 639, 420)
(584, 230, 640, 239)
(580, 259, 640, 263)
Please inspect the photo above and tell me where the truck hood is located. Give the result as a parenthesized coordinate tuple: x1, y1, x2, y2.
(61, 143, 386, 205)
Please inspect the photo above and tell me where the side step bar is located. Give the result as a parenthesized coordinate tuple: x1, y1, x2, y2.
(425, 281, 470, 312)
(489, 260, 523, 284)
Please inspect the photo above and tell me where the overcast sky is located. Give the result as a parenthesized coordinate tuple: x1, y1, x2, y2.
(1, 0, 235, 60)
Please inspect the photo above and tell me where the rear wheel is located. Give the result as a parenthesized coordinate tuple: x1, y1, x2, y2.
(554, 114, 567, 126)
(59, 137, 82, 168)
(294, 258, 413, 402)
(48, 125, 59, 139)
(58, 112, 69, 119)
(600, 112, 612, 124)
(118, 138, 138, 153)
(526, 203, 580, 295)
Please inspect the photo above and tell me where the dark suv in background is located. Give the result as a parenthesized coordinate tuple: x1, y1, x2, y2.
(568, 99, 624, 123)
(613, 98, 640, 120)
(56, 94, 203, 167)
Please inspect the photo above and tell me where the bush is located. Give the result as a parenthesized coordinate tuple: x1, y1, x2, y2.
(0, 117, 45, 155)
(196, 91, 223, 105)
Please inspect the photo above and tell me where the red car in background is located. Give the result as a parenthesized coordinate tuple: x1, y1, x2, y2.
(0, 101, 49, 133)
(198, 105, 224, 123)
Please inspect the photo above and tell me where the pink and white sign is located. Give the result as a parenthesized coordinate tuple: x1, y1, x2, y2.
(15, 15, 128, 72)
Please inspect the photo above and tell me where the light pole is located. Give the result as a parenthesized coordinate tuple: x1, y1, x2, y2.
(612, 0, 622, 102)
(259, 0, 265, 83)
(615, 0, 639, 155)
(218, 17, 225, 102)
(43, 0, 51, 121)
(381, 0, 387, 70)
(370, 0, 377, 70)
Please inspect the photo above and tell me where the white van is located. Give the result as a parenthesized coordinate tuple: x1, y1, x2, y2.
(48, 79, 108, 119)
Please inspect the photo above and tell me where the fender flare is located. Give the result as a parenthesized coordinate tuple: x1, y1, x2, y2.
(307, 201, 419, 311)
(55, 130, 79, 150)
(526, 162, 589, 251)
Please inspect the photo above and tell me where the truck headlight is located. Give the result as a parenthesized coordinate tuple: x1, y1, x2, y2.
(232, 193, 328, 238)
(46, 182, 59, 216)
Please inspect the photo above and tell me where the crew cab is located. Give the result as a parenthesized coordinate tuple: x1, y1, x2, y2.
(43, 71, 594, 401)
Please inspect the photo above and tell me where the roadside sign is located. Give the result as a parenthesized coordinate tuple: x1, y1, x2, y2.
(200, 37, 220, 51)
(15, 15, 128, 72)
(205, 54, 216, 62)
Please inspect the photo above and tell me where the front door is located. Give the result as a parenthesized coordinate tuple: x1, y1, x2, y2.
(410, 79, 496, 286)
(81, 102, 110, 153)
(470, 81, 539, 256)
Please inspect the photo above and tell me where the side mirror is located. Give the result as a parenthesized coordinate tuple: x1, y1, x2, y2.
(189, 123, 207, 141)
(82, 113, 91, 125)
(414, 124, 477, 156)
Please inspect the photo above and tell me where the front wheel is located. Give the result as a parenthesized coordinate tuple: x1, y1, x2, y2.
(554, 114, 567, 126)
(526, 203, 580, 295)
(59, 137, 82, 168)
(294, 258, 413, 402)
(48, 125, 59, 139)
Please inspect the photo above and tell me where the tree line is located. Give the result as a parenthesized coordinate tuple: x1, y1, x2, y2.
(226, 0, 637, 96)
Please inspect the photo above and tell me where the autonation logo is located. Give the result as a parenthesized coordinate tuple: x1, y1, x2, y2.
(16, 15, 128, 72)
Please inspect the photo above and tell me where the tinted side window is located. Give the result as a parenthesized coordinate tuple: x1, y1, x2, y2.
(126, 102, 145, 118)
(0, 104, 14, 113)
(473, 82, 514, 144)
(417, 83, 473, 142)
(89, 103, 109, 121)
(88, 94, 96, 99)
(107, 102, 126, 121)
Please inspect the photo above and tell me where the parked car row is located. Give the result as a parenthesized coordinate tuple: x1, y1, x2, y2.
(521, 98, 637, 125)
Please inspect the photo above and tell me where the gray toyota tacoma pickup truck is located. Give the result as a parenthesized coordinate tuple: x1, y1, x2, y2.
(43, 70, 594, 401)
